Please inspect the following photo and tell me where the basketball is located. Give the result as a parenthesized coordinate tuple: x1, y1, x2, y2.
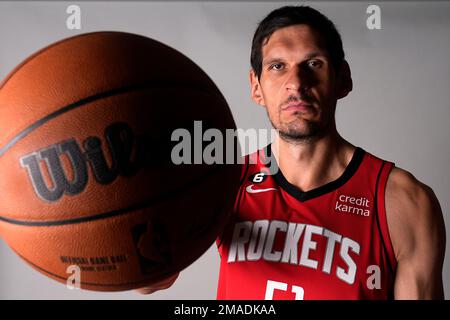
(0, 32, 241, 291)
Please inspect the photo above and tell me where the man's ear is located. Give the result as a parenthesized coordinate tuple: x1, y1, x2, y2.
(250, 69, 266, 106)
(336, 60, 353, 99)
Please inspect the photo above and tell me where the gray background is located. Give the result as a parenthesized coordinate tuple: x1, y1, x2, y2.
(0, 1, 449, 299)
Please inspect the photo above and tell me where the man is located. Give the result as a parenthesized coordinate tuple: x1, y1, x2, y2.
(139, 5, 446, 299)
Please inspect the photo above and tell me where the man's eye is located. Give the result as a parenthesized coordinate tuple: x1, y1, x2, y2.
(269, 63, 284, 71)
(307, 60, 323, 68)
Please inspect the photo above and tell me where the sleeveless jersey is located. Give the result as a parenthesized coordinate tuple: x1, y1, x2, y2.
(217, 144, 397, 300)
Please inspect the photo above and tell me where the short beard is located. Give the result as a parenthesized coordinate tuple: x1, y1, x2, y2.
(269, 116, 325, 145)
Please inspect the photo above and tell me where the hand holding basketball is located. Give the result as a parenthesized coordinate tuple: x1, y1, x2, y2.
(0, 32, 240, 291)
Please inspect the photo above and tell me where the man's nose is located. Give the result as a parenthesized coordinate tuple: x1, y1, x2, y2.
(285, 66, 310, 93)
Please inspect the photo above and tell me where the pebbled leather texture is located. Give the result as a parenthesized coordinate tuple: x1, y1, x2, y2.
(0, 32, 241, 291)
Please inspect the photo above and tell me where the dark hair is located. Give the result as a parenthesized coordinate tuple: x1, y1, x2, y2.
(251, 6, 345, 79)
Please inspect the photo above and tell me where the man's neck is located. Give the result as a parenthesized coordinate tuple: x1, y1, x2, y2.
(271, 132, 356, 192)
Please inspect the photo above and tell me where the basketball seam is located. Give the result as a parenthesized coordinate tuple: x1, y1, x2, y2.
(0, 32, 159, 90)
(0, 163, 231, 226)
(8, 207, 226, 289)
(0, 81, 225, 158)
(12, 247, 175, 288)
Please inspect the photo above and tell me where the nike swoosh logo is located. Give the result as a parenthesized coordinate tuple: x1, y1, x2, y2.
(246, 184, 277, 194)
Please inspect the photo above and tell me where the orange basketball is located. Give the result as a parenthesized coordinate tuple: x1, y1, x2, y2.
(0, 32, 241, 291)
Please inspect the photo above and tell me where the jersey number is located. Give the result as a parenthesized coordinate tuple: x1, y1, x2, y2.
(265, 280, 304, 300)
(253, 173, 265, 183)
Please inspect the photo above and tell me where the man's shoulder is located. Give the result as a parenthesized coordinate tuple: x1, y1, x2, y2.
(385, 165, 445, 261)
(386, 166, 437, 209)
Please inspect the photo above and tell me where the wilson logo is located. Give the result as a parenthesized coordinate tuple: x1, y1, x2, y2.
(20, 122, 156, 202)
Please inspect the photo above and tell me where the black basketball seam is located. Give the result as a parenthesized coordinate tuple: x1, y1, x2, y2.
(8, 210, 224, 289)
(0, 81, 226, 158)
(0, 163, 229, 226)
(0, 31, 205, 92)
(0, 33, 90, 90)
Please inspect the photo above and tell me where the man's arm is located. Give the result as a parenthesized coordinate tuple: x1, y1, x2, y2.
(385, 167, 446, 299)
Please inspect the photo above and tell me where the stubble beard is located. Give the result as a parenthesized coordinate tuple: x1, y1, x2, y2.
(270, 113, 326, 145)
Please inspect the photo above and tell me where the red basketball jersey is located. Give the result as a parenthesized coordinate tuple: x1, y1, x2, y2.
(217, 145, 397, 300)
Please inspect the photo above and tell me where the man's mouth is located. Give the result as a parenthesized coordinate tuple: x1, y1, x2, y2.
(282, 102, 313, 112)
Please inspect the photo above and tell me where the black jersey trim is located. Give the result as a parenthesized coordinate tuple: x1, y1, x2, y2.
(373, 161, 396, 277)
(264, 144, 365, 202)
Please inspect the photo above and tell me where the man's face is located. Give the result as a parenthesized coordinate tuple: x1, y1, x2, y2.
(250, 24, 350, 142)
